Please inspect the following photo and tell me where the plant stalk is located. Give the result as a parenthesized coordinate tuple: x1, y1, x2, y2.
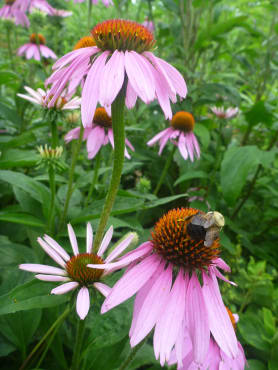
(6, 25, 14, 71)
(48, 165, 56, 235)
(154, 145, 176, 196)
(85, 151, 101, 207)
(118, 338, 147, 370)
(93, 85, 126, 252)
(71, 319, 86, 370)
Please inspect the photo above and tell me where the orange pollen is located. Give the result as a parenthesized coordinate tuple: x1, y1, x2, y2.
(93, 107, 112, 128)
(66, 253, 105, 285)
(30, 33, 46, 45)
(91, 19, 156, 53)
(73, 36, 96, 50)
(151, 208, 220, 270)
(171, 111, 195, 132)
(226, 307, 237, 331)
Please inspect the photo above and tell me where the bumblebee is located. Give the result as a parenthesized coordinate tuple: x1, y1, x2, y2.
(186, 211, 225, 247)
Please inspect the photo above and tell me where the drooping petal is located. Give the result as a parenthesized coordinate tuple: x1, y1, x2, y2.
(97, 225, 113, 257)
(214, 258, 231, 272)
(93, 282, 111, 297)
(202, 272, 238, 359)
(43, 235, 70, 261)
(186, 272, 210, 364)
(125, 80, 138, 109)
(51, 281, 79, 295)
(130, 264, 172, 347)
(67, 224, 79, 255)
(105, 233, 134, 263)
(87, 126, 105, 159)
(19, 263, 67, 276)
(147, 128, 171, 147)
(76, 287, 90, 319)
(178, 132, 189, 160)
(37, 237, 66, 268)
(101, 254, 161, 313)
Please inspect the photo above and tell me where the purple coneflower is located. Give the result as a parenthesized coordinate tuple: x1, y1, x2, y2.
(45, 19, 187, 126)
(17, 86, 81, 110)
(14, 0, 52, 14)
(168, 308, 246, 369)
(88, 208, 240, 366)
(65, 107, 134, 159)
(0, 0, 30, 27)
(49, 8, 72, 17)
(17, 33, 57, 60)
(211, 106, 239, 119)
(142, 18, 155, 33)
(147, 111, 200, 161)
(19, 223, 135, 320)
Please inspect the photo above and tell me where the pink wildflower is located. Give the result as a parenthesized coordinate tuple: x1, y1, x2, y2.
(142, 19, 155, 33)
(14, 0, 53, 14)
(211, 106, 239, 119)
(0, 0, 30, 27)
(45, 19, 187, 127)
(19, 223, 135, 320)
(88, 208, 240, 366)
(168, 309, 246, 369)
(65, 107, 134, 159)
(147, 111, 200, 161)
(17, 33, 57, 61)
(49, 8, 72, 17)
(17, 86, 81, 110)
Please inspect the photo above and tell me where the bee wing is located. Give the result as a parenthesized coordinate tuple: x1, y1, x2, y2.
(190, 214, 206, 227)
(204, 227, 219, 247)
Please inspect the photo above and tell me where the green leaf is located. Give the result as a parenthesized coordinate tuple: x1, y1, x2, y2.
(269, 332, 278, 370)
(247, 359, 267, 370)
(245, 101, 273, 127)
(174, 171, 208, 186)
(0, 131, 36, 149)
(0, 102, 21, 124)
(0, 280, 69, 315)
(0, 149, 39, 169)
(220, 146, 261, 205)
(263, 308, 276, 337)
(0, 71, 19, 86)
(0, 211, 45, 227)
(194, 123, 210, 149)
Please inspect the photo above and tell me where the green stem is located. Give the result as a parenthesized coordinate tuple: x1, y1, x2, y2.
(118, 338, 147, 370)
(51, 119, 59, 148)
(20, 306, 70, 370)
(87, 0, 92, 31)
(154, 145, 176, 196)
(48, 165, 56, 235)
(93, 85, 126, 252)
(71, 319, 86, 370)
(6, 25, 14, 71)
(59, 125, 84, 231)
(85, 151, 101, 208)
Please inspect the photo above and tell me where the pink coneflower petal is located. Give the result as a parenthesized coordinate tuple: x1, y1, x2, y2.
(65, 127, 81, 143)
(158, 129, 173, 155)
(43, 235, 70, 261)
(76, 286, 90, 319)
(88, 241, 153, 272)
(86, 222, 93, 253)
(87, 126, 106, 159)
(214, 258, 231, 272)
(51, 281, 79, 295)
(152, 68, 173, 119)
(81, 51, 110, 127)
(97, 225, 113, 257)
(124, 51, 155, 103)
(125, 81, 137, 109)
(178, 132, 189, 160)
(99, 50, 125, 107)
(130, 264, 172, 347)
(154, 270, 187, 365)
(147, 128, 170, 146)
(191, 132, 200, 158)
(93, 282, 112, 297)
(35, 274, 70, 282)
(210, 266, 237, 287)
(202, 272, 238, 359)
(187, 272, 210, 364)
(67, 224, 79, 255)
(19, 263, 66, 275)
(37, 237, 66, 268)
(16, 93, 39, 105)
(105, 233, 134, 263)
(101, 254, 161, 313)
(125, 138, 135, 151)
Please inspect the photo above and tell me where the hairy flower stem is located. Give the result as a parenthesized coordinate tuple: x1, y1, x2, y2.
(59, 125, 84, 231)
(48, 165, 56, 235)
(93, 85, 126, 252)
(19, 306, 70, 370)
(87, 0, 92, 31)
(71, 318, 86, 370)
(118, 338, 147, 370)
(6, 25, 14, 71)
(85, 151, 101, 208)
(50, 120, 58, 148)
(154, 145, 176, 196)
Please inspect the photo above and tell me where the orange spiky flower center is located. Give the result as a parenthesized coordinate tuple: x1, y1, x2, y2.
(66, 253, 104, 286)
(226, 307, 237, 331)
(151, 208, 220, 270)
(91, 19, 156, 53)
(171, 111, 195, 132)
(30, 33, 46, 45)
(73, 36, 96, 50)
(93, 107, 112, 128)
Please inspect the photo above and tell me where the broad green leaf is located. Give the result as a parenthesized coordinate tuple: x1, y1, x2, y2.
(0, 280, 69, 315)
(0, 102, 21, 124)
(263, 308, 276, 337)
(247, 360, 267, 370)
(0, 149, 39, 169)
(0, 71, 19, 86)
(174, 171, 208, 186)
(245, 101, 273, 127)
(194, 123, 210, 149)
(0, 131, 36, 149)
(0, 211, 45, 227)
(220, 146, 261, 205)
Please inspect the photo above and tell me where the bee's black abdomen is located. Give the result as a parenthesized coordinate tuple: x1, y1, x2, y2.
(187, 223, 206, 242)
